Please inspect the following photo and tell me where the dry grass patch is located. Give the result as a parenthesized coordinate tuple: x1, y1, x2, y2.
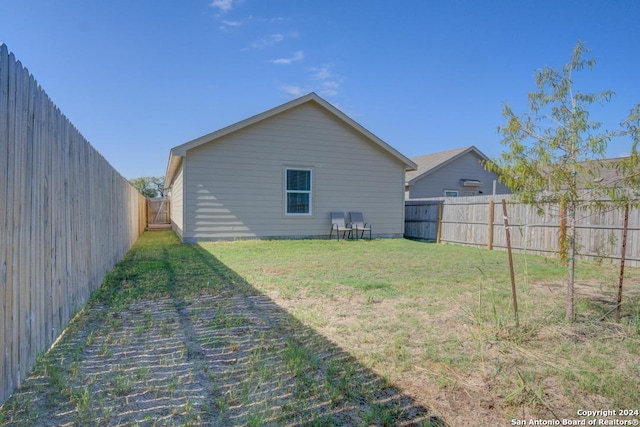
(202, 238, 640, 426)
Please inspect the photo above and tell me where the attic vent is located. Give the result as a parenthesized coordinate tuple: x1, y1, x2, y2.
(460, 179, 482, 187)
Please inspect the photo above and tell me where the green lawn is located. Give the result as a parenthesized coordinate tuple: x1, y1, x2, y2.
(0, 231, 439, 427)
(201, 236, 640, 425)
(1, 231, 638, 426)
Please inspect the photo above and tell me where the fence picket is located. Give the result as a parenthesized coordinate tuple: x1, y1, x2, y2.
(406, 195, 640, 266)
(0, 44, 147, 405)
(0, 43, 8, 401)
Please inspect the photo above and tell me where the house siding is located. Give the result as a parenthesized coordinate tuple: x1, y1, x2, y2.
(409, 152, 509, 198)
(182, 102, 406, 241)
(169, 163, 184, 239)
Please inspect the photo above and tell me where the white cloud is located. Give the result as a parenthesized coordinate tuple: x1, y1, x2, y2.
(249, 33, 285, 49)
(210, 0, 235, 13)
(322, 81, 339, 89)
(221, 20, 242, 28)
(217, 14, 256, 30)
(320, 81, 340, 97)
(270, 50, 304, 65)
(271, 33, 285, 43)
(277, 63, 344, 98)
(280, 85, 307, 97)
(309, 65, 343, 97)
(311, 66, 332, 80)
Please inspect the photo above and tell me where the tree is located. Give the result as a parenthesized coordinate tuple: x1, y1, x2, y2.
(129, 176, 165, 199)
(486, 41, 640, 322)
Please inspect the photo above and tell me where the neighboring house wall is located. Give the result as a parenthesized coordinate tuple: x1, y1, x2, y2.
(408, 150, 510, 199)
(176, 101, 408, 241)
(169, 163, 184, 239)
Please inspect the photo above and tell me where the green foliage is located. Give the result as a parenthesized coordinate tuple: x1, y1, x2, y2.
(129, 176, 165, 198)
(617, 104, 640, 197)
(485, 41, 640, 321)
(487, 41, 639, 207)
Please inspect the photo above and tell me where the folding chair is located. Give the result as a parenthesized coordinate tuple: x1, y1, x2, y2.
(349, 212, 372, 240)
(329, 212, 353, 240)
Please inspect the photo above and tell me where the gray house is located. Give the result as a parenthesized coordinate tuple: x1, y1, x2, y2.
(164, 93, 417, 242)
(405, 146, 510, 199)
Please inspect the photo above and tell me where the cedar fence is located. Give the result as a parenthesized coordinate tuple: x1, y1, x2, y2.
(405, 195, 640, 267)
(1, 43, 147, 405)
(147, 196, 170, 225)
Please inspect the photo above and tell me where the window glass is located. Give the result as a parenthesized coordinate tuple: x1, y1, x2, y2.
(286, 169, 311, 215)
(287, 169, 311, 191)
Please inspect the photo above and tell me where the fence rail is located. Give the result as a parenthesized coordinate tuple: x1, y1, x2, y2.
(1, 43, 146, 404)
(405, 195, 640, 266)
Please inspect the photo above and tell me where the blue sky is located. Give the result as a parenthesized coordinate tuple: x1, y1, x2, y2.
(1, 0, 639, 179)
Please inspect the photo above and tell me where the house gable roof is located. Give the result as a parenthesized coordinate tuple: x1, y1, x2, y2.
(165, 92, 417, 187)
(405, 145, 489, 185)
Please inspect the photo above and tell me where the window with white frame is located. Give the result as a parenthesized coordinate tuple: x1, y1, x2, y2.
(285, 168, 312, 215)
(443, 190, 458, 197)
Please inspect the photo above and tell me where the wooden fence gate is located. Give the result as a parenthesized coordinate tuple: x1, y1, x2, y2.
(147, 197, 171, 229)
(404, 200, 441, 242)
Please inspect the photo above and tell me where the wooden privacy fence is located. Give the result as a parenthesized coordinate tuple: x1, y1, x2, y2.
(0, 43, 147, 405)
(405, 195, 640, 267)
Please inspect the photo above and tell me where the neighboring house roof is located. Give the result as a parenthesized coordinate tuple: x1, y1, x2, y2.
(405, 145, 489, 185)
(164, 92, 417, 188)
(568, 157, 636, 189)
(584, 157, 632, 187)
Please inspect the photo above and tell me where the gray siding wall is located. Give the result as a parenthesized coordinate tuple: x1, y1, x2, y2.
(169, 164, 184, 239)
(408, 153, 510, 198)
(182, 102, 406, 241)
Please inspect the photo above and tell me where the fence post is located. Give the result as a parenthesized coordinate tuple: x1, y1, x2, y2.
(502, 199, 519, 328)
(488, 200, 494, 250)
(616, 203, 630, 323)
(436, 201, 443, 243)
